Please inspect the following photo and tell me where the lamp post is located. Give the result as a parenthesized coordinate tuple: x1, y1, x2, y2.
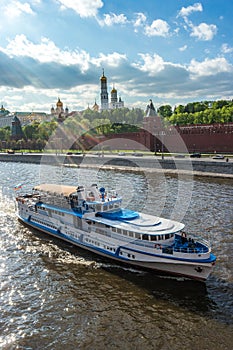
(161, 131, 165, 160)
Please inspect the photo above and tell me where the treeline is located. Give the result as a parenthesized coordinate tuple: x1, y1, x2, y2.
(0, 108, 143, 150)
(158, 99, 233, 125)
(0, 107, 143, 141)
(64, 108, 142, 135)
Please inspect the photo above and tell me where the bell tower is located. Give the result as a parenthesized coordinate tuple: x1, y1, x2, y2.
(100, 69, 109, 110)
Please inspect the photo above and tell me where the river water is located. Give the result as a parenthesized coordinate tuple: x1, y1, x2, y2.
(0, 161, 232, 350)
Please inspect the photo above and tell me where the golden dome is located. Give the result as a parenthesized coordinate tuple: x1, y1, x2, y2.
(56, 98, 63, 107)
(100, 69, 107, 81)
(111, 87, 117, 93)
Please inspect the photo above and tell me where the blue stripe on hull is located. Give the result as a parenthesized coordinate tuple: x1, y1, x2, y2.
(18, 215, 123, 260)
(119, 245, 216, 264)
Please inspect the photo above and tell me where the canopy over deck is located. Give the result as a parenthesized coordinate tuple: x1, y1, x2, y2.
(33, 184, 77, 197)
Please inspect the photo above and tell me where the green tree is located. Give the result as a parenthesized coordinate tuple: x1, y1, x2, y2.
(92, 118, 111, 134)
(174, 105, 185, 114)
(158, 105, 173, 118)
(22, 122, 39, 140)
(38, 121, 57, 140)
(0, 126, 10, 141)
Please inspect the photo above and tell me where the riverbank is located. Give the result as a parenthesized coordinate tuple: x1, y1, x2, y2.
(0, 152, 232, 179)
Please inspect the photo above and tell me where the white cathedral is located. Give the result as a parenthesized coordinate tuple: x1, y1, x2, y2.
(50, 97, 69, 117)
(50, 70, 124, 117)
(97, 69, 124, 111)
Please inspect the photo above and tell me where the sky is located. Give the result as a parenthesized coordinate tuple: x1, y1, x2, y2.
(1, 0, 233, 113)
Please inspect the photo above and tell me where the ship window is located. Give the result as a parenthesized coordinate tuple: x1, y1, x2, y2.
(117, 228, 121, 234)
(142, 234, 148, 240)
(150, 235, 157, 241)
(165, 234, 170, 239)
(135, 233, 140, 239)
(123, 230, 127, 235)
(112, 227, 116, 232)
(128, 231, 134, 237)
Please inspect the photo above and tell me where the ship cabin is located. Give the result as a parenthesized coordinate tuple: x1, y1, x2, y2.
(32, 183, 122, 214)
(69, 185, 122, 213)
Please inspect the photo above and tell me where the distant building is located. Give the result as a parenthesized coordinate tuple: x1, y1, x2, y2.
(0, 105, 12, 127)
(92, 100, 99, 112)
(11, 115, 24, 140)
(0, 115, 13, 128)
(99, 70, 124, 111)
(51, 98, 69, 121)
(14, 112, 47, 125)
(0, 104, 10, 117)
(0, 105, 47, 127)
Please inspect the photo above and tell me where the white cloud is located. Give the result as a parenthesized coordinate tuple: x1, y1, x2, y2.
(0, 35, 90, 72)
(91, 52, 127, 67)
(132, 53, 165, 74)
(190, 22, 217, 41)
(177, 3, 217, 41)
(189, 57, 233, 78)
(98, 13, 128, 26)
(179, 45, 187, 52)
(144, 19, 170, 37)
(178, 3, 203, 18)
(0, 34, 126, 72)
(4, 1, 35, 18)
(133, 12, 147, 32)
(221, 43, 233, 54)
(56, 0, 103, 18)
(132, 53, 185, 78)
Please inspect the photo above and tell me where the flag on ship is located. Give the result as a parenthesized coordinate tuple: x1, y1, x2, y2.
(14, 183, 23, 191)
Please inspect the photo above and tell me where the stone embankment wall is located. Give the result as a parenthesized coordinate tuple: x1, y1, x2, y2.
(0, 153, 232, 177)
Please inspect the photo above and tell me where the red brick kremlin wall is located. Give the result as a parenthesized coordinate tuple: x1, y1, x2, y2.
(82, 119, 233, 154)
(175, 123, 233, 153)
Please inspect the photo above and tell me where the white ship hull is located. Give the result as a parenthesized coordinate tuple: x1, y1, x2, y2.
(17, 196, 216, 282)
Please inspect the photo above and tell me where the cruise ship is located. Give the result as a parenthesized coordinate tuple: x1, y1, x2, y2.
(16, 183, 216, 281)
